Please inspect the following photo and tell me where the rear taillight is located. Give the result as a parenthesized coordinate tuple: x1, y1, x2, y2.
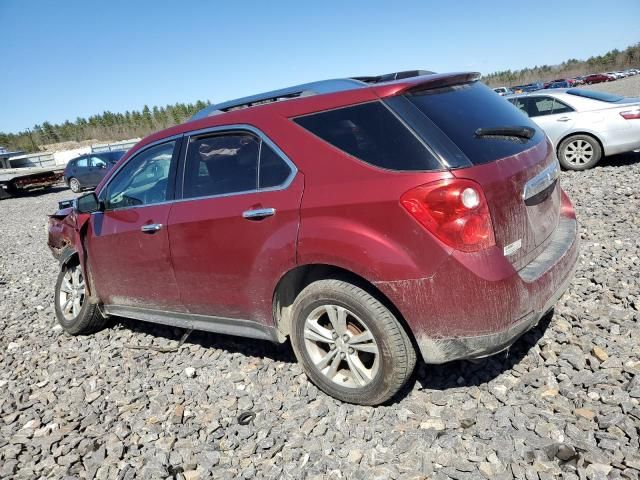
(620, 108, 640, 120)
(400, 179, 495, 252)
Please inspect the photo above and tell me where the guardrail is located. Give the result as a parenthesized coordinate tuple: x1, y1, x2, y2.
(2, 138, 141, 169)
(91, 139, 139, 153)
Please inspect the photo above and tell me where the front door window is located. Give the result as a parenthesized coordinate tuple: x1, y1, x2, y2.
(104, 142, 175, 209)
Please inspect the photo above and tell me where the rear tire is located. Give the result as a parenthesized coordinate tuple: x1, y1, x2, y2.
(69, 177, 81, 193)
(54, 262, 107, 335)
(290, 280, 416, 405)
(558, 134, 602, 171)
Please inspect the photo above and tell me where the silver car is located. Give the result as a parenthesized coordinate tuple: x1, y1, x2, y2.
(506, 89, 640, 170)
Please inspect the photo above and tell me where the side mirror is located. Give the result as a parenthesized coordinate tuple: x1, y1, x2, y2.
(74, 192, 103, 214)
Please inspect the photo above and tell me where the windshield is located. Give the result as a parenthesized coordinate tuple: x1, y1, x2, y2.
(566, 89, 624, 103)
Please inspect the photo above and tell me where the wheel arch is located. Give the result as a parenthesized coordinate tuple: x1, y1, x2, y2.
(272, 263, 418, 351)
(59, 245, 80, 268)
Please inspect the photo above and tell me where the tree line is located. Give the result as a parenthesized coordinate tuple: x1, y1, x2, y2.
(483, 43, 640, 87)
(2, 43, 639, 153)
(0, 101, 210, 154)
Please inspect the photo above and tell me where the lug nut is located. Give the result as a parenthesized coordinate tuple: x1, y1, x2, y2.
(340, 352, 346, 359)
(342, 334, 349, 342)
(330, 344, 336, 350)
(332, 332, 338, 339)
(348, 347, 354, 354)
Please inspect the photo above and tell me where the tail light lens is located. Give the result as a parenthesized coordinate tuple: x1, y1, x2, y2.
(400, 179, 495, 252)
(620, 108, 640, 120)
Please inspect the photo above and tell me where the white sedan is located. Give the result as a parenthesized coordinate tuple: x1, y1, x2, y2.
(506, 89, 640, 170)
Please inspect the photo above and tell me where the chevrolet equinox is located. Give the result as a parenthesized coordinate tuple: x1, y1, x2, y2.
(48, 71, 579, 405)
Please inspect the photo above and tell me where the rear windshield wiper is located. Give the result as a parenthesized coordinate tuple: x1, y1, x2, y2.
(474, 126, 535, 140)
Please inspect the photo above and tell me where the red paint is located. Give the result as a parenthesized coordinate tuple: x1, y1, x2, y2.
(49, 72, 579, 346)
(87, 205, 184, 310)
(167, 175, 304, 322)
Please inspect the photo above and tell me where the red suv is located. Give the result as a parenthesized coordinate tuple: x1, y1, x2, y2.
(48, 72, 579, 405)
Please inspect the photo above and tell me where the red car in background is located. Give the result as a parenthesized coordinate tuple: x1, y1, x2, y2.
(584, 73, 612, 84)
(48, 71, 579, 405)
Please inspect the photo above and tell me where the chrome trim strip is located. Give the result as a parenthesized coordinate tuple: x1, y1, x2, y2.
(93, 124, 298, 214)
(523, 159, 560, 200)
(177, 124, 298, 204)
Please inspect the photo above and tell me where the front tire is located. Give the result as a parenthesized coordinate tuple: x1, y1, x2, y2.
(290, 280, 416, 405)
(69, 177, 81, 193)
(54, 262, 107, 335)
(558, 134, 602, 171)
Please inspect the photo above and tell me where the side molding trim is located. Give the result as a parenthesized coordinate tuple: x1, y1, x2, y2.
(103, 305, 285, 343)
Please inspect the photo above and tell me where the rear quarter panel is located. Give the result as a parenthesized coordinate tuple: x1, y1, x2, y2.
(263, 115, 455, 283)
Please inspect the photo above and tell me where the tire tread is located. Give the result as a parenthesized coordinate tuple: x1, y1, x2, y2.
(291, 279, 416, 405)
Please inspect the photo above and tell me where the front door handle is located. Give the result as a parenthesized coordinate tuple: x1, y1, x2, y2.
(141, 223, 163, 233)
(557, 116, 571, 122)
(242, 208, 276, 220)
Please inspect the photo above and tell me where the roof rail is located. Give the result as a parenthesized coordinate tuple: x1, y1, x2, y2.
(190, 78, 366, 120)
(189, 70, 437, 120)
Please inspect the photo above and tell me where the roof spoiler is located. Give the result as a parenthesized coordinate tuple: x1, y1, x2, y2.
(353, 69, 436, 84)
(391, 72, 482, 95)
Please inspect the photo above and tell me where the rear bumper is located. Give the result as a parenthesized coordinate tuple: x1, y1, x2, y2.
(603, 137, 640, 156)
(375, 193, 579, 364)
(415, 243, 577, 363)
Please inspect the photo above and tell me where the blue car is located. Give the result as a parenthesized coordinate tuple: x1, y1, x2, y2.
(63, 150, 126, 193)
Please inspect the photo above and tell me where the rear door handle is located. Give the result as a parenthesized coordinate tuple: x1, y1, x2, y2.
(242, 208, 276, 220)
(141, 223, 163, 233)
(557, 116, 571, 122)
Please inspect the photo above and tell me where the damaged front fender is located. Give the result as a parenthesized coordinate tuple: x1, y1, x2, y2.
(48, 204, 95, 297)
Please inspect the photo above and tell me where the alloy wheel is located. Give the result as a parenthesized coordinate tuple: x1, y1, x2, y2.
(564, 139, 594, 167)
(69, 178, 80, 193)
(58, 265, 86, 321)
(303, 304, 380, 388)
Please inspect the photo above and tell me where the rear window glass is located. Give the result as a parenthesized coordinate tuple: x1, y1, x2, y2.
(566, 89, 623, 103)
(104, 150, 126, 163)
(293, 101, 441, 171)
(405, 81, 544, 165)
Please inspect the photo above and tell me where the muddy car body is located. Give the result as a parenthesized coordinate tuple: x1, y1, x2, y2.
(48, 72, 579, 404)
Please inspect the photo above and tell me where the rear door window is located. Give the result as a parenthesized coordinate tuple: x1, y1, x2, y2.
(293, 101, 441, 171)
(529, 97, 555, 117)
(405, 81, 544, 165)
(183, 133, 259, 199)
(76, 157, 89, 168)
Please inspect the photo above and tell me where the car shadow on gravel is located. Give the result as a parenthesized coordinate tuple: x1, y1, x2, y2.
(108, 310, 553, 405)
(11, 185, 71, 199)
(406, 311, 554, 399)
(108, 316, 296, 363)
(597, 151, 640, 168)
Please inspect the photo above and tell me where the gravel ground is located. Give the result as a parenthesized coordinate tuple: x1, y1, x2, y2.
(1, 151, 640, 480)
(577, 75, 640, 97)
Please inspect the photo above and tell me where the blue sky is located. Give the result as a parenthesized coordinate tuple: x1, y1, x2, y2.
(0, 0, 638, 133)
